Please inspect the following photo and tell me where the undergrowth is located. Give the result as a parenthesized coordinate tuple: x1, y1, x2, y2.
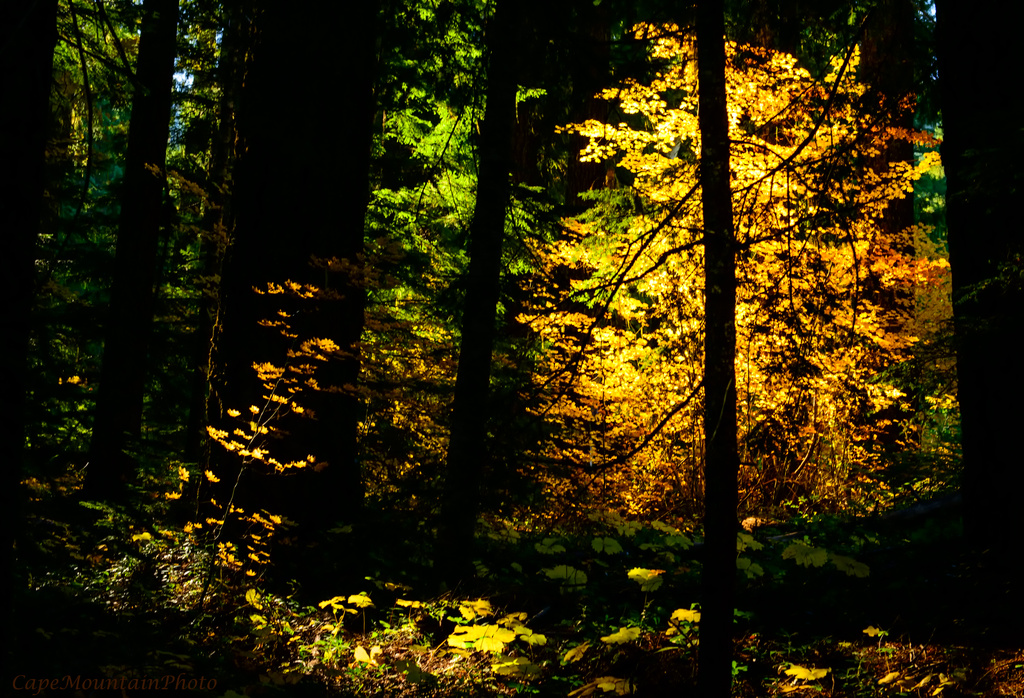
(11, 467, 1021, 697)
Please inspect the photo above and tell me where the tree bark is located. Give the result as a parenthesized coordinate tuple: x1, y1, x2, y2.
(860, 0, 917, 447)
(1, 0, 59, 609)
(87, 0, 179, 500)
(935, 0, 1024, 550)
(695, 1, 739, 696)
(216, 0, 378, 534)
(438, 0, 519, 582)
(184, 1, 245, 468)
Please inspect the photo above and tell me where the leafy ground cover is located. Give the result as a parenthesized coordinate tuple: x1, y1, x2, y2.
(9, 473, 1022, 697)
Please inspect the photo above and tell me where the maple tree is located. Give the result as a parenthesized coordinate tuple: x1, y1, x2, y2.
(522, 22, 951, 519)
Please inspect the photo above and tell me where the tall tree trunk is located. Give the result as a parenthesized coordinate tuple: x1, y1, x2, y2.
(2, 0, 59, 602)
(564, 1, 611, 212)
(438, 0, 519, 582)
(860, 0, 917, 447)
(87, 0, 179, 500)
(695, 0, 739, 696)
(184, 2, 245, 467)
(935, 0, 1024, 550)
(216, 0, 378, 540)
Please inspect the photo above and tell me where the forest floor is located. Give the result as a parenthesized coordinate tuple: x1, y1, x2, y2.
(8, 482, 1024, 697)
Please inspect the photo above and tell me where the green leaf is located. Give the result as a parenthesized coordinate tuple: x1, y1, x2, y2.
(664, 534, 693, 549)
(736, 532, 763, 552)
(592, 536, 624, 554)
(394, 658, 429, 683)
(781, 542, 828, 567)
(535, 537, 567, 554)
(830, 554, 870, 577)
(736, 556, 764, 578)
(541, 565, 588, 588)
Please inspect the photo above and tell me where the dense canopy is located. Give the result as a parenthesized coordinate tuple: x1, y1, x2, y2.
(6, 0, 1022, 696)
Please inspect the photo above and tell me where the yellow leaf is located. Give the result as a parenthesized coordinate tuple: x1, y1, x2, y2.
(492, 655, 542, 677)
(785, 664, 830, 681)
(569, 676, 632, 697)
(459, 598, 493, 620)
(448, 624, 515, 651)
(879, 671, 901, 685)
(204, 470, 220, 483)
(862, 625, 884, 637)
(476, 635, 506, 653)
(245, 589, 262, 609)
(912, 674, 935, 689)
(563, 641, 590, 663)
(601, 626, 641, 644)
(396, 599, 423, 608)
(318, 595, 347, 610)
(515, 626, 548, 646)
(353, 645, 381, 664)
(347, 593, 374, 608)
(670, 608, 701, 624)
(627, 568, 664, 592)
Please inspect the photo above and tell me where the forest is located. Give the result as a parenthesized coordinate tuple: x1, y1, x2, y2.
(4, 0, 1023, 695)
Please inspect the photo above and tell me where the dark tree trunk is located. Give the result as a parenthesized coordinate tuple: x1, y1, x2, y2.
(860, 0, 917, 446)
(2, 0, 58, 602)
(216, 0, 378, 538)
(564, 1, 611, 212)
(695, 1, 739, 696)
(184, 2, 245, 468)
(438, 0, 519, 582)
(87, 0, 179, 500)
(935, 0, 1024, 550)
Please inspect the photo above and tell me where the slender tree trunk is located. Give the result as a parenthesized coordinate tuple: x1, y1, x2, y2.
(184, 3, 245, 467)
(564, 1, 611, 212)
(695, 1, 739, 696)
(860, 0, 917, 447)
(935, 0, 1024, 550)
(87, 0, 179, 500)
(438, 0, 519, 582)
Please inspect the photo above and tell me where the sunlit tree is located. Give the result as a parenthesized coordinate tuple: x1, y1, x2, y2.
(523, 22, 949, 518)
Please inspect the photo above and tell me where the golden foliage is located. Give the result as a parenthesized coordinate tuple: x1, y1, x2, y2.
(526, 26, 953, 518)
